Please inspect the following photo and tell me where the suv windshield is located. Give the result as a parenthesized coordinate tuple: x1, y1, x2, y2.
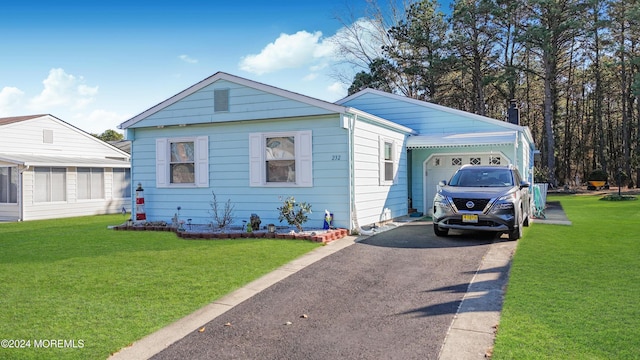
(448, 168, 513, 187)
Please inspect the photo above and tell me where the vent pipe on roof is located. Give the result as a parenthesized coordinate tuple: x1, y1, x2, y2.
(507, 99, 520, 125)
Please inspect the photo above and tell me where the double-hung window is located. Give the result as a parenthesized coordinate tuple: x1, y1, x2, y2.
(156, 136, 209, 188)
(34, 167, 66, 202)
(0, 167, 18, 204)
(249, 131, 312, 187)
(379, 137, 398, 185)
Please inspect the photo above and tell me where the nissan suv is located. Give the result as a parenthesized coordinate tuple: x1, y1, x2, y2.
(432, 165, 530, 240)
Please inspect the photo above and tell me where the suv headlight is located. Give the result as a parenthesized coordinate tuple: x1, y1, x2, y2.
(434, 192, 451, 207)
(492, 193, 516, 210)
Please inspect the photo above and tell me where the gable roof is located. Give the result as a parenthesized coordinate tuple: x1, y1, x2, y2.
(337, 88, 535, 145)
(0, 114, 131, 160)
(119, 72, 349, 129)
(0, 114, 48, 126)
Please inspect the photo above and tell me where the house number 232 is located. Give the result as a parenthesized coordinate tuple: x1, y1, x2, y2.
(332, 155, 341, 160)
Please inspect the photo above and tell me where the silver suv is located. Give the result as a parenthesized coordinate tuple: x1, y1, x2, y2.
(432, 165, 530, 240)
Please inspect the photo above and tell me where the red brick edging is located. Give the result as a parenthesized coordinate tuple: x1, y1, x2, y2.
(112, 226, 348, 244)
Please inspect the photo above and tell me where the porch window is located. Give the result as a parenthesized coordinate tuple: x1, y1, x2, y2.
(113, 168, 131, 198)
(34, 167, 66, 202)
(77, 168, 104, 200)
(0, 167, 18, 203)
(156, 137, 209, 188)
(249, 131, 312, 187)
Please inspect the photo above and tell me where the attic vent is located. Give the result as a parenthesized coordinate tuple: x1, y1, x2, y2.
(214, 89, 229, 112)
(43, 129, 53, 144)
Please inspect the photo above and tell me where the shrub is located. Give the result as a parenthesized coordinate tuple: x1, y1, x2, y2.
(277, 196, 312, 232)
(209, 192, 234, 230)
(587, 169, 608, 182)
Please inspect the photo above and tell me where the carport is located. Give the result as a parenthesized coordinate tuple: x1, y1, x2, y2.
(406, 131, 527, 216)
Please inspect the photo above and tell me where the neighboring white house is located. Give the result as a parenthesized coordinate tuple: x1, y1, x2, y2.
(0, 114, 131, 221)
(119, 72, 536, 231)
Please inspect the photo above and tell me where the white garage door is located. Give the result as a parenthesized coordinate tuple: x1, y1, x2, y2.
(424, 154, 507, 216)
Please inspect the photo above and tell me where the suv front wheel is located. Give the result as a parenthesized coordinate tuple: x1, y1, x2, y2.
(508, 209, 524, 240)
(433, 223, 449, 237)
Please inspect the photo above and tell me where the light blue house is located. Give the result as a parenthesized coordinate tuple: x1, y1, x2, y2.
(119, 72, 535, 231)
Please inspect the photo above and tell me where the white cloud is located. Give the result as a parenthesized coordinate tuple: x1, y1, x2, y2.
(179, 54, 198, 64)
(327, 81, 348, 100)
(73, 109, 129, 134)
(0, 86, 25, 116)
(240, 31, 337, 75)
(29, 68, 98, 111)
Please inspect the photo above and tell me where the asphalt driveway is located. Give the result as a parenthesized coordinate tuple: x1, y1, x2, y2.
(149, 221, 499, 360)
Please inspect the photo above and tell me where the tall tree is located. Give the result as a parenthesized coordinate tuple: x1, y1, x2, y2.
(384, 0, 450, 101)
(449, 0, 500, 116)
(520, 0, 584, 185)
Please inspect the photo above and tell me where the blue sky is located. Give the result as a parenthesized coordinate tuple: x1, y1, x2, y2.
(0, 0, 451, 134)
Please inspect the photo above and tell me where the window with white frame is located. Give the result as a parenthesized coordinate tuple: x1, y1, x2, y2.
(113, 168, 131, 198)
(379, 137, 397, 185)
(470, 157, 481, 165)
(452, 157, 462, 166)
(249, 131, 312, 187)
(489, 156, 501, 165)
(34, 167, 66, 202)
(77, 168, 104, 200)
(156, 136, 209, 188)
(0, 167, 18, 204)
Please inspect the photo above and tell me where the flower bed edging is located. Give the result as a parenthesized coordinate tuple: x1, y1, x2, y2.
(111, 224, 348, 243)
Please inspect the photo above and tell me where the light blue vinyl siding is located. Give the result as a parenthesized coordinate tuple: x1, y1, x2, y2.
(130, 115, 352, 228)
(130, 80, 340, 128)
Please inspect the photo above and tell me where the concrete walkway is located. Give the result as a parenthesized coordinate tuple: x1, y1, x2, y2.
(110, 207, 570, 360)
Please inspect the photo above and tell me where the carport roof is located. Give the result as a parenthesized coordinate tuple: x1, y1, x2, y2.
(0, 153, 130, 168)
(406, 131, 517, 149)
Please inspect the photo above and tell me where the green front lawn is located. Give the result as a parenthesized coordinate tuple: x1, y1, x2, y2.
(0, 215, 321, 359)
(492, 194, 640, 359)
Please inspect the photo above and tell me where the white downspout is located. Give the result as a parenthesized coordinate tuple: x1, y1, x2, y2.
(18, 165, 30, 221)
(348, 114, 359, 232)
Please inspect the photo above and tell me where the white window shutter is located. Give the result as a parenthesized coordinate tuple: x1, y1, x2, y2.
(248, 133, 263, 186)
(393, 140, 399, 185)
(156, 138, 168, 187)
(378, 136, 385, 185)
(196, 136, 209, 187)
(297, 130, 313, 187)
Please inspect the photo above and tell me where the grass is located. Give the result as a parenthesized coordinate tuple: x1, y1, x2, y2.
(0, 215, 321, 360)
(492, 194, 640, 359)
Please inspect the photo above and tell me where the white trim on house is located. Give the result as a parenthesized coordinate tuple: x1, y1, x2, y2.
(0, 154, 130, 167)
(406, 131, 518, 149)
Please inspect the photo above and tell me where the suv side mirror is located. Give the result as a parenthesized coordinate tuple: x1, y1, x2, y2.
(520, 181, 530, 189)
(439, 180, 447, 186)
